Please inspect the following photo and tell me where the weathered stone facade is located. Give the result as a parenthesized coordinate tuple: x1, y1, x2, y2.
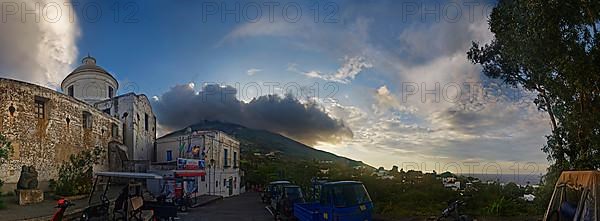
(95, 93, 156, 161)
(0, 78, 122, 191)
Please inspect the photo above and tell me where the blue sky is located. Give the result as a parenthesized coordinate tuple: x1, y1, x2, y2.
(0, 0, 550, 174)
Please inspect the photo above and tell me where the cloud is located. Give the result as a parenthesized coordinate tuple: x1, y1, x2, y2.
(246, 68, 261, 76)
(0, 0, 80, 88)
(218, 0, 551, 169)
(374, 85, 417, 114)
(290, 56, 373, 84)
(152, 83, 353, 146)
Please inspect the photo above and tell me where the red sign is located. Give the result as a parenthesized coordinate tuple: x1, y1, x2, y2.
(177, 158, 205, 170)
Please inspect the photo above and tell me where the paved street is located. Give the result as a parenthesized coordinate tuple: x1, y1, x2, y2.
(179, 192, 273, 221)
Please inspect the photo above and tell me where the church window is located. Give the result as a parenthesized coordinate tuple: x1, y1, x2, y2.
(144, 113, 149, 131)
(108, 86, 114, 98)
(111, 123, 118, 138)
(83, 111, 93, 129)
(34, 97, 48, 119)
(68, 86, 74, 97)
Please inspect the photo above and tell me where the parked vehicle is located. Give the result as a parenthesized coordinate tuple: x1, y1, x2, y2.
(435, 199, 473, 221)
(543, 170, 599, 221)
(81, 172, 178, 221)
(294, 181, 373, 221)
(51, 198, 75, 221)
(262, 180, 292, 204)
(273, 185, 306, 220)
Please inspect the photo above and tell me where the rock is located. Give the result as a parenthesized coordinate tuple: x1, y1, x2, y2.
(14, 189, 44, 205)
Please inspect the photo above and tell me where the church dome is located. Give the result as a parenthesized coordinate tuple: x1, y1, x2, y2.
(61, 55, 119, 104)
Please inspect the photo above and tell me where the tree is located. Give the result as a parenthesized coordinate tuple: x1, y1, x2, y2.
(54, 146, 105, 196)
(468, 0, 600, 171)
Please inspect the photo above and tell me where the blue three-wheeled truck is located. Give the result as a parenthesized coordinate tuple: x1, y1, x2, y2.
(294, 181, 374, 221)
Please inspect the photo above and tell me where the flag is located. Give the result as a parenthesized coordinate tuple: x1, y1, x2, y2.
(186, 142, 193, 153)
(179, 141, 185, 154)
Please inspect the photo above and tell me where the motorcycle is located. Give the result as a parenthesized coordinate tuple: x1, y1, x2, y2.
(51, 198, 75, 221)
(436, 199, 474, 221)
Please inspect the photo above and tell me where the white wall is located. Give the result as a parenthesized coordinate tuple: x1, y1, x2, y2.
(155, 130, 241, 197)
(95, 93, 156, 163)
(62, 72, 118, 104)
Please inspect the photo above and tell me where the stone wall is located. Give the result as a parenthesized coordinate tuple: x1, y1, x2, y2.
(0, 78, 122, 191)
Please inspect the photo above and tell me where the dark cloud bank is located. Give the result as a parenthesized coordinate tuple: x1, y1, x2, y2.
(152, 84, 353, 145)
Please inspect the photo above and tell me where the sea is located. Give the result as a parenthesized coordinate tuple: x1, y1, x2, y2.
(460, 173, 543, 185)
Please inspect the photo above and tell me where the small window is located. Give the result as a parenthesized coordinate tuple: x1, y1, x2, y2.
(223, 149, 229, 167)
(233, 152, 237, 168)
(111, 123, 118, 138)
(103, 108, 110, 115)
(223, 179, 226, 187)
(82, 111, 92, 129)
(34, 99, 45, 119)
(108, 86, 114, 98)
(68, 86, 74, 97)
(144, 113, 149, 131)
(201, 176, 206, 182)
(166, 150, 172, 161)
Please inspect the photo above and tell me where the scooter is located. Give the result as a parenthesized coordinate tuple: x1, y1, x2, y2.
(436, 199, 474, 221)
(51, 198, 75, 221)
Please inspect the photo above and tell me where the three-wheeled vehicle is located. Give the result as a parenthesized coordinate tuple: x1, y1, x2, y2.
(81, 172, 178, 221)
(294, 181, 374, 221)
(543, 171, 599, 221)
(262, 180, 292, 204)
(273, 185, 306, 220)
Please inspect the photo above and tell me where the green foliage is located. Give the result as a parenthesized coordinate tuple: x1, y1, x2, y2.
(48, 179, 57, 192)
(467, 0, 600, 170)
(54, 146, 105, 196)
(0, 133, 12, 209)
(242, 154, 543, 219)
(0, 134, 11, 161)
(533, 168, 560, 212)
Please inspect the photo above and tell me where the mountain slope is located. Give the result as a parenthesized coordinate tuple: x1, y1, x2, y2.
(163, 120, 370, 168)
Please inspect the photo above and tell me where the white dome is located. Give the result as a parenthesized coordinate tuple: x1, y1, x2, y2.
(61, 55, 119, 104)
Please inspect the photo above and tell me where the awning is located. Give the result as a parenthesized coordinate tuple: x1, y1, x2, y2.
(95, 171, 163, 179)
(172, 170, 206, 177)
(556, 170, 600, 189)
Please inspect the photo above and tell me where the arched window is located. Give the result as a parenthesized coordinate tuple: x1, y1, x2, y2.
(68, 85, 74, 97)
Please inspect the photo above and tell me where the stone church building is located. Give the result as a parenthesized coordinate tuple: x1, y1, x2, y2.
(0, 55, 156, 191)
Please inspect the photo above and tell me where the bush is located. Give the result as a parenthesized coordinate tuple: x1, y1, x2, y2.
(48, 179, 57, 192)
(54, 146, 105, 196)
(0, 133, 12, 209)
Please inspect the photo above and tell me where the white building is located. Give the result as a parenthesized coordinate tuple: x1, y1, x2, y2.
(371, 168, 394, 180)
(61, 55, 156, 169)
(61, 56, 119, 104)
(95, 93, 156, 163)
(442, 177, 461, 191)
(155, 130, 241, 197)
